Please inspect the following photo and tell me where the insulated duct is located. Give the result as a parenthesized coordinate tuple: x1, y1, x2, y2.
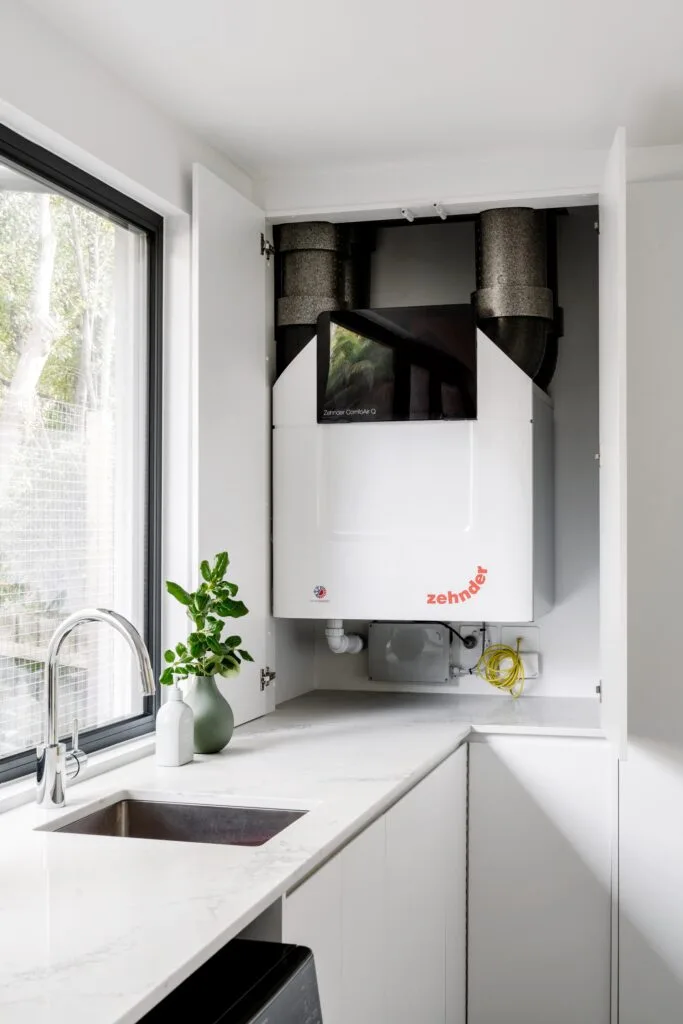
(276, 222, 342, 378)
(472, 208, 555, 381)
(275, 222, 374, 377)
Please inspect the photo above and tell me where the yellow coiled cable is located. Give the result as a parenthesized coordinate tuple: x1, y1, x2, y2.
(475, 639, 525, 698)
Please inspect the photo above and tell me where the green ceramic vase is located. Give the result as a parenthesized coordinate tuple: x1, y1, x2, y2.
(185, 675, 234, 754)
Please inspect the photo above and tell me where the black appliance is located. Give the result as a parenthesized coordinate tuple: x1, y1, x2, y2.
(141, 939, 322, 1023)
(317, 303, 477, 424)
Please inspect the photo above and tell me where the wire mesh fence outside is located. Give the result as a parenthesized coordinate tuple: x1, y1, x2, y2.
(0, 394, 130, 757)
(0, 175, 149, 763)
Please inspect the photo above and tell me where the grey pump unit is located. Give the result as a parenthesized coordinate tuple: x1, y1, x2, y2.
(472, 207, 556, 380)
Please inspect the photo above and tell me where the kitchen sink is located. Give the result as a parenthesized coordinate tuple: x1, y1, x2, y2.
(47, 798, 307, 847)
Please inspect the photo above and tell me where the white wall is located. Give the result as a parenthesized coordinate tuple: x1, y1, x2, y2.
(0, 0, 259, 679)
(258, 149, 606, 221)
(619, 180, 683, 1023)
(260, 143, 683, 223)
(0, 0, 250, 215)
(315, 210, 600, 698)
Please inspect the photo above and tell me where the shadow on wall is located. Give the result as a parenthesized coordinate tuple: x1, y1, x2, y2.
(619, 740, 683, 1024)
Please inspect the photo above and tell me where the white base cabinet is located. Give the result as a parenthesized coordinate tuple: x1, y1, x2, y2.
(385, 746, 466, 1024)
(283, 737, 612, 1024)
(283, 746, 467, 1024)
(468, 736, 613, 1024)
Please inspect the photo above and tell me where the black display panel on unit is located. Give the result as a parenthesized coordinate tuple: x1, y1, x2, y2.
(317, 304, 477, 424)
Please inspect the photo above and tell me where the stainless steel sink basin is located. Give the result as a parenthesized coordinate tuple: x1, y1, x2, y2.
(49, 799, 306, 846)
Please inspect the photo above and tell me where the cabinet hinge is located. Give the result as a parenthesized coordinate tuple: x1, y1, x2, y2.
(260, 234, 276, 263)
(596, 681, 602, 700)
(594, 218, 600, 235)
(260, 666, 277, 691)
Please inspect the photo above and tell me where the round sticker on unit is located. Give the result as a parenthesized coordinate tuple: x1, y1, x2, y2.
(313, 585, 328, 600)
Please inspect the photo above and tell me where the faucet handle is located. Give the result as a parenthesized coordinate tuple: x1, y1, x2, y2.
(66, 718, 88, 780)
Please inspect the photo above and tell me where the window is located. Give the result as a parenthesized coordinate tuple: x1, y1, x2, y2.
(0, 126, 162, 781)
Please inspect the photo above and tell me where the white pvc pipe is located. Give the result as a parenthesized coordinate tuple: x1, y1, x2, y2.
(325, 619, 364, 655)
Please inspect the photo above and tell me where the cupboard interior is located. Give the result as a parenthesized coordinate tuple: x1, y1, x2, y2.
(271, 204, 600, 703)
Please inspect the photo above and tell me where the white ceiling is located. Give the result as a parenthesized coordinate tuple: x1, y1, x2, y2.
(21, 0, 683, 178)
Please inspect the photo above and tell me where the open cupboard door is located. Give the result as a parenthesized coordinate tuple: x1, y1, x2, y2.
(598, 128, 627, 757)
(191, 164, 274, 726)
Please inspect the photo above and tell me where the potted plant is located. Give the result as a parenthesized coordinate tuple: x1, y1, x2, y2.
(161, 551, 253, 754)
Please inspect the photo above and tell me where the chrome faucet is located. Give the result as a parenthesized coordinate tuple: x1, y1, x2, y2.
(36, 608, 156, 809)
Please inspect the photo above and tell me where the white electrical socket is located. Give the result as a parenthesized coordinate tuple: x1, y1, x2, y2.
(520, 652, 540, 678)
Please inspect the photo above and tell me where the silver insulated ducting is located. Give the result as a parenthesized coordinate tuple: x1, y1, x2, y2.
(472, 208, 555, 380)
(275, 221, 374, 377)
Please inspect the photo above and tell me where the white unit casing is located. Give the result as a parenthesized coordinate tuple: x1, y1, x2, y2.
(273, 328, 553, 622)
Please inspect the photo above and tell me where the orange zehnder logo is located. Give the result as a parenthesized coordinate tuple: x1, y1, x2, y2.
(427, 566, 488, 605)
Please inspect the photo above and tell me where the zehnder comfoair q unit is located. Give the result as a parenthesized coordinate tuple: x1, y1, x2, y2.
(273, 302, 553, 623)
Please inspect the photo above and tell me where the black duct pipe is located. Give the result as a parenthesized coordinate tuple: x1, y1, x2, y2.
(472, 208, 556, 381)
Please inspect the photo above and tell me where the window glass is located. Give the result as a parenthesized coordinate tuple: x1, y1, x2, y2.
(0, 159, 150, 759)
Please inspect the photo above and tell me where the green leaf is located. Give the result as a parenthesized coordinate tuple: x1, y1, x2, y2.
(207, 636, 223, 655)
(166, 580, 192, 606)
(175, 642, 188, 657)
(225, 635, 241, 648)
(200, 559, 211, 582)
(225, 582, 239, 596)
(219, 654, 240, 677)
(164, 649, 175, 663)
(194, 592, 210, 611)
(174, 665, 190, 678)
(189, 637, 205, 659)
(159, 667, 174, 685)
(239, 649, 254, 662)
(217, 598, 249, 618)
(213, 551, 229, 580)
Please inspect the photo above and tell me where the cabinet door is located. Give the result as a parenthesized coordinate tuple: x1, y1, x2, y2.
(619, 179, 683, 1024)
(340, 816, 387, 1024)
(468, 737, 612, 1024)
(445, 746, 467, 1024)
(191, 165, 273, 726)
(283, 856, 343, 1024)
(385, 748, 467, 1024)
(598, 127, 628, 755)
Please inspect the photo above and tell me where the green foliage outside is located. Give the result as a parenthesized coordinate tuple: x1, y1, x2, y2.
(0, 190, 115, 408)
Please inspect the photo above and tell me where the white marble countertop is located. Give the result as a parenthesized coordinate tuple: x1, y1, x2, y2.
(0, 690, 603, 1024)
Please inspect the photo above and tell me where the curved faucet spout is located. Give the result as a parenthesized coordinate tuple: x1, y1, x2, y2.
(38, 608, 156, 807)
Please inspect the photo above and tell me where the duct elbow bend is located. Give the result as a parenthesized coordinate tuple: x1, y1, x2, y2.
(325, 619, 364, 655)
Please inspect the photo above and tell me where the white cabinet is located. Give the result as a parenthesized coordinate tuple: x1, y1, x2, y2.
(283, 850, 344, 1024)
(598, 127, 628, 755)
(468, 736, 613, 1024)
(385, 746, 466, 1024)
(191, 164, 274, 727)
(618, 179, 683, 1024)
(194, 132, 629, 746)
(339, 817, 386, 1024)
(282, 746, 467, 1024)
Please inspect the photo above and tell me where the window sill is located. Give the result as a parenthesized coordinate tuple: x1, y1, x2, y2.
(0, 734, 155, 816)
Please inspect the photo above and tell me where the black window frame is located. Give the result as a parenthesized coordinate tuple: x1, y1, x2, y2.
(0, 123, 163, 783)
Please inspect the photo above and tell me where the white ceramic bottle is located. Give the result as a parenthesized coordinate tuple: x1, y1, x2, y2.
(155, 684, 194, 766)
